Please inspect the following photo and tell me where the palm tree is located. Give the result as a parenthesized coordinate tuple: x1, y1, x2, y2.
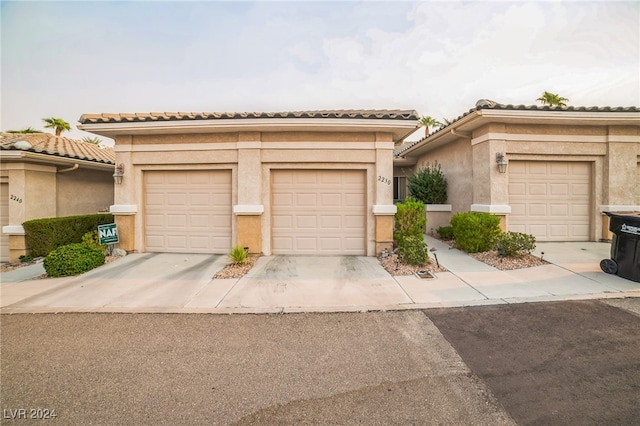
(419, 116, 444, 134)
(42, 117, 71, 136)
(6, 127, 42, 134)
(536, 91, 569, 107)
(81, 136, 102, 145)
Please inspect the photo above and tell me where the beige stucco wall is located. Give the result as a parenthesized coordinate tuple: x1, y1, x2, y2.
(0, 160, 114, 262)
(112, 130, 396, 256)
(403, 121, 640, 242)
(56, 168, 114, 216)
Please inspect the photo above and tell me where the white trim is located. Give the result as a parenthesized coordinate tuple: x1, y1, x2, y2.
(425, 204, 452, 212)
(600, 205, 640, 213)
(110, 204, 138, 215)
(233, 205, 264, 215)
(472, 132, 608, 145)
(2, 225, 25, 235)
(372, 205, 397, 215)
(471, 204, 512, 214)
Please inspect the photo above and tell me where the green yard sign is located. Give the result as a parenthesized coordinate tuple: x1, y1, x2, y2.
(98, 223, 119, 245)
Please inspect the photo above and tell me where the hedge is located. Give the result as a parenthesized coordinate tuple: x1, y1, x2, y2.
(23, 214, 114, 257)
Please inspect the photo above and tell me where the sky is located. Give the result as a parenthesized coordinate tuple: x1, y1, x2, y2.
(2, 0, 639, 145)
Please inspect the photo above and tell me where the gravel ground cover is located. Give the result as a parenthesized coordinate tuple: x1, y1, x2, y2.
(213, 255, 260, 279)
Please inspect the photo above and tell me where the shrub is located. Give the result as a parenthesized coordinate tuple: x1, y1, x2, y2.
(436, 226, 454, 241)
(23, 214, 114, 257)
(82, 231, 106, 251)
(450, 212, 501, 253)
(397, 235, 429, 266)
(229, 246, 248, 264)
(43, 243, 105, 277)
(407, 162, 448, 204)
(494, 232, 536, 257)
(19, 254, 34, 263)
(394, 197, 426, 245)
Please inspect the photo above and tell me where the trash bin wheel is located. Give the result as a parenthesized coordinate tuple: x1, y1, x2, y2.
(600, 258, 618, 274)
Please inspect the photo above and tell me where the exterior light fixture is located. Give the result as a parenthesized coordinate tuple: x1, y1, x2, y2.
(113, 163, 125, 184)
(496, 152, 508, 174)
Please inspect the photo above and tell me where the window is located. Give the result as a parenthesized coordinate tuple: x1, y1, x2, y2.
(393, 176, 407, 203)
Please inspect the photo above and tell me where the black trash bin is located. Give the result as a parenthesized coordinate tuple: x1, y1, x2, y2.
(600, 212, 640, 282)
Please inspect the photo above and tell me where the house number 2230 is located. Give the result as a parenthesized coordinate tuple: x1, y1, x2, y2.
(378, 176, 391, 185)
(10, 194, 23, 203)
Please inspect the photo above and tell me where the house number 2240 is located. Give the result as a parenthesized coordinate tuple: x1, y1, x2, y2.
(378, 176, 391, 185)
(10, 194, 23, 204)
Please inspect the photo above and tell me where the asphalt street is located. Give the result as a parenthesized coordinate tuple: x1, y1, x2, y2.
(1, 299, 639, 425)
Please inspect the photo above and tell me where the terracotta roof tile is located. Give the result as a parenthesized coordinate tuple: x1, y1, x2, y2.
(79, 109, 420, 124)
(0, 133, 115, 164)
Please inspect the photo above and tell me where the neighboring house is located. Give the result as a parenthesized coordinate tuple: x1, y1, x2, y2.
(394, 101, 640, 242)
(0, 133, 115, 262)
(78, 110, 419, 256)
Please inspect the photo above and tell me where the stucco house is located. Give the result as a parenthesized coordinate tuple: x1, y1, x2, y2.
(77, 110, 419, 256)
(394, 101, 640, 242)
(0, 133, 115, 262)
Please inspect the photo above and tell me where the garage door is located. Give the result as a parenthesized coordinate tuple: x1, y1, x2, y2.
(1, 183, 8, 262)
(272, 170, 366, 255)
(509, 161, 590, 241)
(145, 170, 232, 253)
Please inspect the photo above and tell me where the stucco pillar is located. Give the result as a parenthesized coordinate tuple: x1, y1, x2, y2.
(110, 136, 137, 252)
(599, 126, 640, 241)
(234, 132, 263, 254)
(470, 132, 511, 225)
(373, 132, 396, 255)
(4, 164, 57, 261)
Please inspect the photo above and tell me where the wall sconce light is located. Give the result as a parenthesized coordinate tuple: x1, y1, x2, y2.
(496, 152, 508, 174)
(113, 163, 125, 184)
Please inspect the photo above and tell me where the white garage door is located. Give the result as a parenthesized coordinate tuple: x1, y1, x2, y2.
(509, 161, 591, 241)
(272, 170, 366, 255)
(145, 170, 232, 253)
(1, 183, 8, 262)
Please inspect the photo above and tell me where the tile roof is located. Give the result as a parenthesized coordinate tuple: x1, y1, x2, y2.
(79, 109, 420, 124)
(0, 133, 115, 165)
(396, 101, 640, 156)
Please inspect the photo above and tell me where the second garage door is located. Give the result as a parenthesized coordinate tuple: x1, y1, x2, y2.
(145, 170, 232, 253)
(508, 161, 591, 241)
(272, 170, 366, 255)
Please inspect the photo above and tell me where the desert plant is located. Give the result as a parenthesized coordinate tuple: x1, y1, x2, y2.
(394, 197, 427, 246)
(397, 235, 429, 266)
(450, 212, 501, 253)
(494, 232, 536, 257)
(43, 243, 105, 277)
(436, 226, 454, 241)
(228, 246, 248, 264)
(407, 162, 447, 204)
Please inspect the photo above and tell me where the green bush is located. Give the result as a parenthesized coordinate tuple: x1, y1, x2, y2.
(436, 226, 454, 241)
(394, 197, 426, 246)
(407, 162, 448, 204)
(494, 232, 536, 257)
(82, 231, 106, 252)
(43, 243, 105, 277)
(23, 214, 114, 257)
(450, 212, 501, 253)
(397, 235, 429, 266)
(229, 246, 248, 264)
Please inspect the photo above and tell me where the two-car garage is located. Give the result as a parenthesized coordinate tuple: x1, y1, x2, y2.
(143, 169, 367, 255)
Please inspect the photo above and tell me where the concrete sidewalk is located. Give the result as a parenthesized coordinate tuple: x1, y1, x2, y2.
(1, 236, 638, 314)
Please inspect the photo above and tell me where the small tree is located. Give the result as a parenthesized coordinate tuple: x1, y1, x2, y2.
(42, 117, 71, 136)
(419, 116, 443, 133)
(536, 91, 569, 107)
(407, 162, 448, 204)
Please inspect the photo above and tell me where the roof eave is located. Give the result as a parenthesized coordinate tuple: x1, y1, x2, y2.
(0, 150, 115, 170)
(78, 117, 420, 142)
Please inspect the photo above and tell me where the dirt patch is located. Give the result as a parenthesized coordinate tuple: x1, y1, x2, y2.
(426, 300, 640, 425)
(469, 251, 547, 270)
(213, 255, 260, 279)
(378, 253, 447, 276)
